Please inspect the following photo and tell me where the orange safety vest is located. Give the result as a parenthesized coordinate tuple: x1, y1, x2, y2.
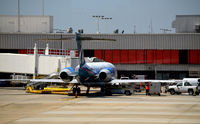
(145, 85, 149, 90)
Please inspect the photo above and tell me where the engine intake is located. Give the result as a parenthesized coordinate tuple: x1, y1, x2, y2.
(59, 67, 74, 82)
(99, 69, 112, 82)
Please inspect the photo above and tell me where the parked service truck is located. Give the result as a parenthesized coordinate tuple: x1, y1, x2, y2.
(167, 81, 199, 95)
(183, 78, 200, 86)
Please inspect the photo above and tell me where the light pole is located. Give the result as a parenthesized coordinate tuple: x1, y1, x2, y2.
(18, 0, 20, 32)
(92, 15, 104, 34)
(101, 17, 112, 33)
(42, 0, 44, 16)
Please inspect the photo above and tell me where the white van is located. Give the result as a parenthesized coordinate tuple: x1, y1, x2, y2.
(183, 78, 200, 86)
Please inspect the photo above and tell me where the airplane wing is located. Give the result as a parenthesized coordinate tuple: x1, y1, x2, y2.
(0, 79, 30, 84)
(30, 78, 79, 84)
(109, 79, 181, 85)
(0, 78, 79, 84)
(29, 79, 64, 83)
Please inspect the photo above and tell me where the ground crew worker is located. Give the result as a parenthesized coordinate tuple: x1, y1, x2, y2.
(145, 83, 149, 96)
(193, 87, 196, 96)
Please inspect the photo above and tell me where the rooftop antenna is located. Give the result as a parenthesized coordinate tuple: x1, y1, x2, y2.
(149, 20, 153, 34)
(134, 25, 136, 34)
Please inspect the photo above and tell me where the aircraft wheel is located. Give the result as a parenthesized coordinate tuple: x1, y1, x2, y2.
(73, 88, 77, 95)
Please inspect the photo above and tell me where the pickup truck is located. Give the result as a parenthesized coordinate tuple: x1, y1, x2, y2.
(167, 81, 199, 95)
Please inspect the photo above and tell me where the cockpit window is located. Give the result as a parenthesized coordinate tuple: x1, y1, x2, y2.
(93, 58, 105, 62)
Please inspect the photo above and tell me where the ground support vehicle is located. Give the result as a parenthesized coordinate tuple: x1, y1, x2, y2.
(26, 86, 71, 94)
(105, 84, 136, 96)
(147, 82, 161, 96)
(25, 81, 71, 95)
(167, 81, 199, 95)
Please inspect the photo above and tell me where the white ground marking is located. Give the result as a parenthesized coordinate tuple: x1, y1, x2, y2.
(43, 111, 200, 116)
(16, 117, 200, 123)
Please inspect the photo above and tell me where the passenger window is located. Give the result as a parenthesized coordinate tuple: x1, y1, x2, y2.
(184, 82, 191, 86)
(177, 83, 182, 86)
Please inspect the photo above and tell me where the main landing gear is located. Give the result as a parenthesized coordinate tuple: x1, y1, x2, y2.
(72, 85, 91, 97)
(72, 85, 80, 96)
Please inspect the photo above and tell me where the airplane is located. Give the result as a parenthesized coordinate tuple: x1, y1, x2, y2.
(0, 33, 178, 95)
(39, 33, 177, 95)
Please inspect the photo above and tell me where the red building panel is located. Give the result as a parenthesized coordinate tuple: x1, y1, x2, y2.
(189, 50, 198, 64)
(49, 50, 55, 55)
(112, 50, 120, 64)
(146, 50, 154, 64)
(136, 50, 144, 64)
(94, 50, 104, 60)
(199, 50, 200, 64)
(120, 50, 129, 64)
(75, 50, 78, 57)
(105, 50, 113, 63)
(38, 49, 44, 54)
(18, 49, 23, 54)
(171, 50, 179, 64)
(19, 49, 29, 54)
(129, 50, 136, 64)
(163, 50, 171, 64)
(155, 50, 163, 64)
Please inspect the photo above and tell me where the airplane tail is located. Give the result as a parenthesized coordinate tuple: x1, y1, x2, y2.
(75, 33, 85, 67)
(36, 33, 115, 68)
(75, 33, 116, 67)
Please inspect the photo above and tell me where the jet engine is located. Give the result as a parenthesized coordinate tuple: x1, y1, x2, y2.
(59, 67, 74, 82)
(99, 68, 113, 82)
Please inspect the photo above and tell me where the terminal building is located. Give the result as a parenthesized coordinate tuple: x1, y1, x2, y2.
(0, 15, 200, 79)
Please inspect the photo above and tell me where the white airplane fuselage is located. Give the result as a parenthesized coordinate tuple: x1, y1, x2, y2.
(75, 62, 116, 86)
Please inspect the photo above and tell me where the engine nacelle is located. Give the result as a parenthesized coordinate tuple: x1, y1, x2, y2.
(59, 67, 74, 82)
(99, 68, 112, 82)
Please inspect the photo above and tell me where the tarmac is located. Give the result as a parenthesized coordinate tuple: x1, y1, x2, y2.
(0, 87, 200, 124)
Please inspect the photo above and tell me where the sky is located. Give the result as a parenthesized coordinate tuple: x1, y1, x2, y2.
(0, 0, 200, 34)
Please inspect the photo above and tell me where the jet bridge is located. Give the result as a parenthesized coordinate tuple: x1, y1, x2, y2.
(0, 53, 78, 75)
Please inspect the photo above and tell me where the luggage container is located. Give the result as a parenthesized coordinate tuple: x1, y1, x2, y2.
(149, 82, 161, 96)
